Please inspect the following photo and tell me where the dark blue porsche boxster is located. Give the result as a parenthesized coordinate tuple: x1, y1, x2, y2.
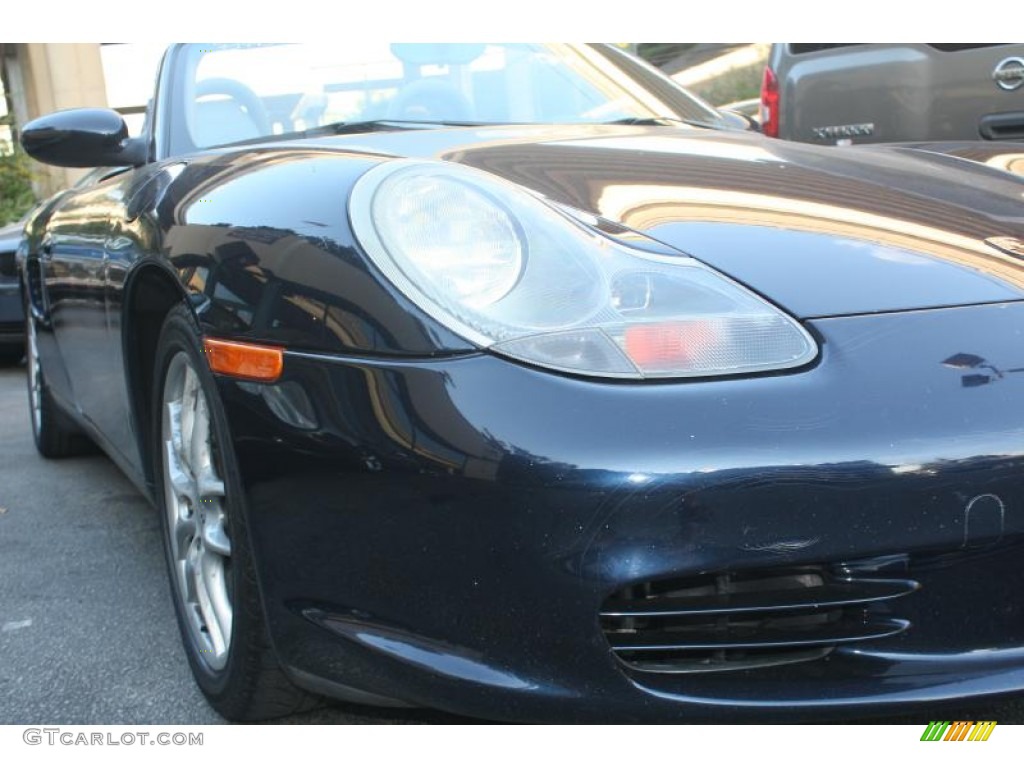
(17, 43, 1024, 722)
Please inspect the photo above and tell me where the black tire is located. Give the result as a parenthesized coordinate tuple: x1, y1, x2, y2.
(25, 314, 90, 458)
(0, 344, 25, 366)
(152, 305, 317, 721)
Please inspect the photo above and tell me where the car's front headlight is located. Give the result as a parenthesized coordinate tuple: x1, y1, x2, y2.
(350, 160, 817, 379)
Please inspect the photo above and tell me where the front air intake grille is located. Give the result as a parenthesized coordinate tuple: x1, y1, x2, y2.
(600, 568, 917, 674)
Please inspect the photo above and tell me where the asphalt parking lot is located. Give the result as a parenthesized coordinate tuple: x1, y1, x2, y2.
(1, 358, 1023, 726)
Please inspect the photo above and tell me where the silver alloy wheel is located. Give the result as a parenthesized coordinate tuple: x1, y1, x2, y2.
(161, 351, 233, 671)
(27, 316, 41, 435)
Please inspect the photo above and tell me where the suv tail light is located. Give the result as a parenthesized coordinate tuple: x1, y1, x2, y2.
(760, 66, 780, 138)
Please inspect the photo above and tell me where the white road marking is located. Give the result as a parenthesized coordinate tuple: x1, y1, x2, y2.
(2, 619, 32, 632)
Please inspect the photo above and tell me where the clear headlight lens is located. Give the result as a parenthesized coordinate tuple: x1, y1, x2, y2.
(373, 173, 523, 309)
(350, 160, 817, 379)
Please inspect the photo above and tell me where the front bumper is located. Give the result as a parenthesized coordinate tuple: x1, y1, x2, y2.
(216, 302, 1024, 721)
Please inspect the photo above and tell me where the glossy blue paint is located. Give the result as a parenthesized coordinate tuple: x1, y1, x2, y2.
(215, 304, 1024, 720)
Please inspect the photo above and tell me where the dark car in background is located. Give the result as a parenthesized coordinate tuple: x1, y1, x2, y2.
(0, 218, 26, 362)
(0, 169, 109, 365)
(15, 42, 1024, 723)
(762, 43, 1024, 144)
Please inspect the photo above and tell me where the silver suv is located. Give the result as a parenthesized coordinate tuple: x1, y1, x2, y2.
(762, 43, 1024, 144)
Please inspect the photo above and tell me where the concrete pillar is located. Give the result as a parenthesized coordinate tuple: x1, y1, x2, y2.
(11, 44, 108, 196)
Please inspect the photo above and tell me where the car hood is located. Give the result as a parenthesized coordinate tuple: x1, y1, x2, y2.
(314, 125, 1024, 319)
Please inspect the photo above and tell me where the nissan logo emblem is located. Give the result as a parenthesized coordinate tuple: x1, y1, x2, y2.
(993, 57, 1024, 91)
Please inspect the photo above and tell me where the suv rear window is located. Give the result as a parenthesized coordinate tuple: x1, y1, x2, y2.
(787, 44, 859, 55)
(927, 44, 1005, 52)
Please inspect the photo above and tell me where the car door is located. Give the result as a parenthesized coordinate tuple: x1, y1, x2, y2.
(42, 168, 142, 466)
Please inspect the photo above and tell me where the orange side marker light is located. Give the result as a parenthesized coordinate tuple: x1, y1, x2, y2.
(623, 321, 719, 369)
(202, 337, 284, 382)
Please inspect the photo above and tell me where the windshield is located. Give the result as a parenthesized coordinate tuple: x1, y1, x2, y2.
(167, 43, 726, 152)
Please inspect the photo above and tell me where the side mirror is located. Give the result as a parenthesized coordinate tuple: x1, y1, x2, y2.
(21, 108, 147, 168)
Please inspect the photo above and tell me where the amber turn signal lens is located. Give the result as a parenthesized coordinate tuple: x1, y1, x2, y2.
(202, 337, 284, 382)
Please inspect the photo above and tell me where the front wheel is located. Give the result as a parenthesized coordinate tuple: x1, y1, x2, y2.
(153, 305, 315, 720)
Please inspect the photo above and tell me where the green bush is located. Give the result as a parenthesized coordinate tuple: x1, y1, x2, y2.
(0, 148, 37, 227)
(687, 66, 763, 108)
